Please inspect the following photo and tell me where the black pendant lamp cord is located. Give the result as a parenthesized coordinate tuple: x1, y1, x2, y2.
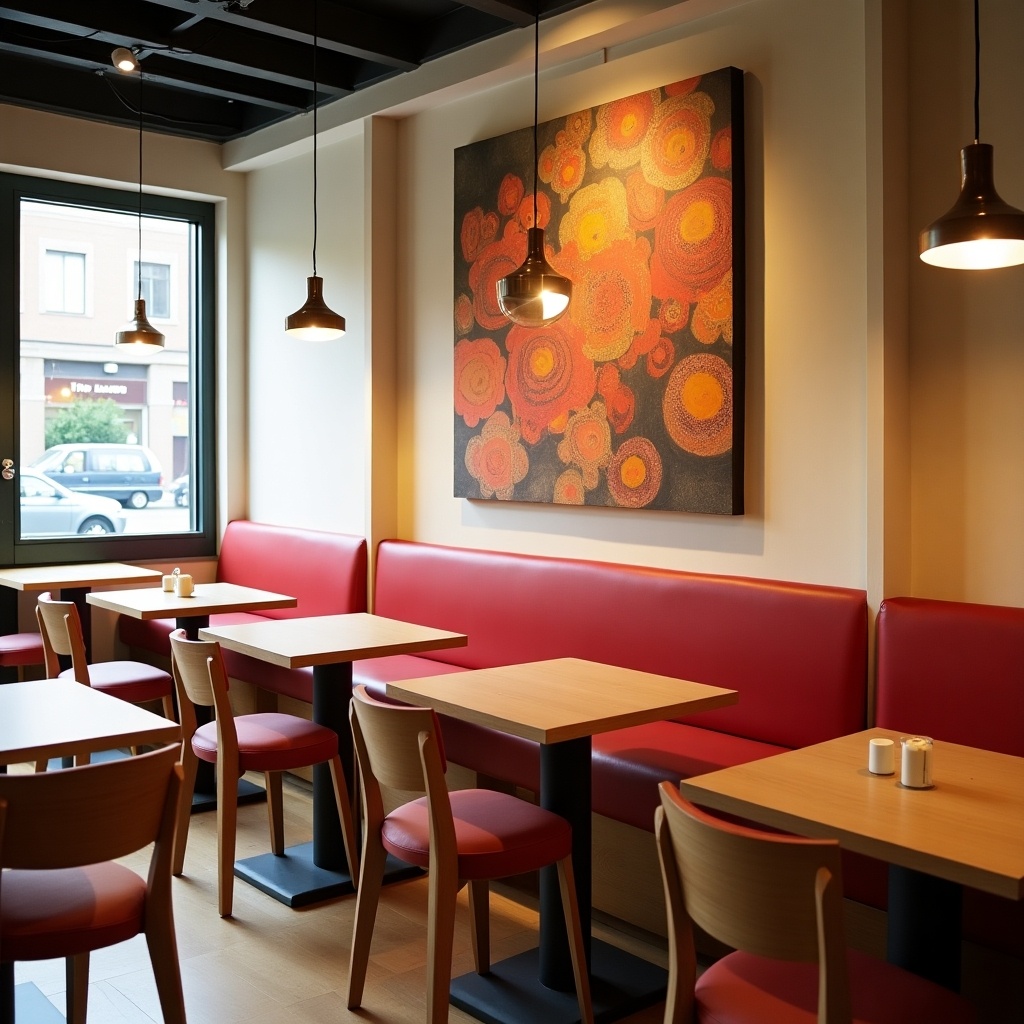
(137, 73, 144, 303)
(312, 0, 319, 278)
(973, 0, 980, 143)
(533, 12, 539, 228)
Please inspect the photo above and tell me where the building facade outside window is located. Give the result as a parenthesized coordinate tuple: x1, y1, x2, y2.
(43, 249, 86, 314)
(137, 261, 171, 319)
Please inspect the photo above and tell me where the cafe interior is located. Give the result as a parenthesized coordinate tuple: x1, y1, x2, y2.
(1, 1, 1022, 1022)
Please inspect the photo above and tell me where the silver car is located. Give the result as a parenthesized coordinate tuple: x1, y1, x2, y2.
(19, 468, 127, 537)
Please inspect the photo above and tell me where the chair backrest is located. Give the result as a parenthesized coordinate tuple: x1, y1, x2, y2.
(655, 782, 852, 1024)
(35, 591, 90, 683)
(0, 743, 182, 871)
(168, 630, 234, 745)
(350, 686, 451, 847)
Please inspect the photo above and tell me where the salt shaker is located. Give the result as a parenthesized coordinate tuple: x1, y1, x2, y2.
(900, 736, 933, 788)
(868, 736, 895, 775)
(162, 567, 180, 592)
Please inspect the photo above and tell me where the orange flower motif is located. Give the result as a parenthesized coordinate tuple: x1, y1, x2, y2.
(664, 77, 701, 97)
(454, 293, 474, 336)
(651, 176, 732, 305)
(557, 402, 612, 489)
(640, 90, 714, 191)
(710, 126, 732, 170)
(497, 173, 525, 217)
(563, 109, 593, 145)
(516, 189, 552, 230)
(558, 177, 632, 260)
(607, 437, 662, 508)
(618, 318, 661, 371)
(647, 336, 676, 378)
(553, 468, 586, 504)
(658, 297, 690, 335)
(539, 137, 587, 203)
(460, 206, 499, 263)
(505, 317, 596, 445)
(454, 337, 506, 428)
(568, 235, 652, 363)
(625, 169, 666, 232)
(464, 411, 529, 500)
(692, 270, 733, 345)
(589, 90, 659, 170)
(596, 363, 635, 435)
(662, 353, 733, 456)
(468, 222, 527, 331)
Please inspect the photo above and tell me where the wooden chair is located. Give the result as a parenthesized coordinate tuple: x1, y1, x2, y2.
(168, 629, 358, 918)
(36, 590, 175, 730)
(347, 685, 594, 1024)
(0, 631, 45, 680)
(654, 782, 976, 1024)
(0, 744, 185, 1024)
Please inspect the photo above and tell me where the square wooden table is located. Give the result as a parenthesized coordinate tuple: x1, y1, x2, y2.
(388, 657, 738, 1024)
(680, 728, 1024, 989)
(198, 613, 467, 907)
(0, 678, 180, 1024)
(0, 562, 161, 661)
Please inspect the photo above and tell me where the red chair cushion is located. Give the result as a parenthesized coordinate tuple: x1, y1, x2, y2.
(59, 662, 172, 704)
(191, 713, 339, 772)
(381, 788, 572, 880)
(696, 947, 975, 1024)
(0, 632, 45, 667)
(0, 864, 145, 961)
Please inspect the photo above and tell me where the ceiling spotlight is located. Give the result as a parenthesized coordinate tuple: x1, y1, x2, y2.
(111, 47, 140, 73)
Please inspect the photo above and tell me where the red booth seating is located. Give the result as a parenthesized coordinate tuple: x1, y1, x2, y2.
(874, 595, 1024, 958)
(119, 520, 367, 699)
(352, 540, 869, 836)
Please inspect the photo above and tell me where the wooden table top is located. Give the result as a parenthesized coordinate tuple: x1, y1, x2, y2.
(0, 562, 161, 591)
(199, 612, 468, 668)
(0, 679, 180, 765)
(680, 728, 1024, 900)
(86, 581, 297, 620)
(387, 657, 738, 745)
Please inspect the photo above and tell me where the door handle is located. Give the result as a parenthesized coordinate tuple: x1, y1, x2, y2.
(1, 458, 13, 481)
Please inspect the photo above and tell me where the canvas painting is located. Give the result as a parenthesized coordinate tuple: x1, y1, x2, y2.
(453, 65, 744, 513)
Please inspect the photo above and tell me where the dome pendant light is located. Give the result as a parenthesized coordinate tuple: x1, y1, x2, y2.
(116, 71, 165, 348)
(286, 0, 345, 341)
(919, 0, 1024, 269)
(497, 12, 571, 328)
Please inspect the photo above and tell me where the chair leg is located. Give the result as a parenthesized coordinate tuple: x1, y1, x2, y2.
(556, 855, 594, 1024)
(347, 835, 389, 1009)
(265, 770, 284, 855)
(426, 857, 460, 1024)
(145, 907, 187, 1024)
(161, 692, 176, 721)
(327, 754, 359, 886)
(65, 953, 89, 1024)
(216, 757, 239, 917)
(173, 748, 200, 876)
(468, 879, 490, 974)
(1, 961, 14, 1024)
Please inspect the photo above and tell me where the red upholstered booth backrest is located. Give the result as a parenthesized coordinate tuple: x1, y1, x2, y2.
(216, 520, 368, 620)
(372, 540, 867, 750)
(875, 596, 1024, 755)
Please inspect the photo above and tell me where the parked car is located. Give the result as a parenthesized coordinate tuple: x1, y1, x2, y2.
(31, 443, 163, 508)
(19, 468, 127, 537)
(170, 473, 190, 507)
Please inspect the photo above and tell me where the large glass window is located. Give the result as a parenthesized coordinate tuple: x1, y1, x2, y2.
(0, 174, 216, 566)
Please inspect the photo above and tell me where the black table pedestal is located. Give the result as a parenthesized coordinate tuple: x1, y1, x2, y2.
(887, 865, 962, 990)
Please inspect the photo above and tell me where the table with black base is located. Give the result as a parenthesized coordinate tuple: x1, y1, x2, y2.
(199, 613, 468, 908)
(389, 657, 737, 1024)
(87, 581, 297, 810)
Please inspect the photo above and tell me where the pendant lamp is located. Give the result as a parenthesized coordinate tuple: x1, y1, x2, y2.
(286, 0, 345, 340)
(919, 0, 1024, 269)
(497, 13, 571, 328)
(116, 71, 165, 348)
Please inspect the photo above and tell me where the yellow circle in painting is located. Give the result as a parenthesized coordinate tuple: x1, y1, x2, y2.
(620, 454, 647, 489)
(665, 126, 696, 167)
(577, 210, 608, 255)
(530, 346, 555, 378)
(679, 200, 715, 244)
(681, 371, 724, 420)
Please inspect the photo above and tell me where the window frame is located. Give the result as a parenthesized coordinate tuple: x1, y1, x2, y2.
(0, 172, 217, 565)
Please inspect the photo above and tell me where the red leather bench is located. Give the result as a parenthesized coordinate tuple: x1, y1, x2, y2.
(119, 519, 367, 699)
(872, 596, 1024, 958)
(353, 540, 869, 834)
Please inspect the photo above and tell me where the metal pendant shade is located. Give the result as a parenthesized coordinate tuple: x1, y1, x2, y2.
(117, 72, 165, 348)
(919, 0, 1024, 270)
(497, 14, 571, 328)
(286, 0, 345, 341)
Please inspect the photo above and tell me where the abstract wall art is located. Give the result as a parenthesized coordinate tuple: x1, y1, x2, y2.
(454, 66, 744, 514)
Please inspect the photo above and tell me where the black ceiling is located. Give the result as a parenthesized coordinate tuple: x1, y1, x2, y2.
(0, 0, 599, 144)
